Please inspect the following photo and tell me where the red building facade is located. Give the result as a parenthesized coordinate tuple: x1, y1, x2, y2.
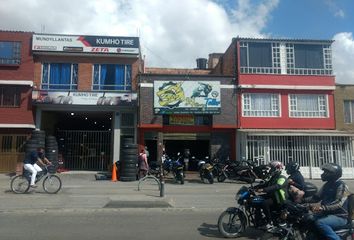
(213, 38, 353, 179)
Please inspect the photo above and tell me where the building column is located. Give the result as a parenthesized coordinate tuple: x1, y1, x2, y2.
(35, 108, 42, 130)
(112, 112, 121, 164)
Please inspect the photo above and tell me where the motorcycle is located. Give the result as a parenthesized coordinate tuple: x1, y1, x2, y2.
(260, 194, 354, 240)
(217, 159, 267, 184)
(162, 153, 184, 184)
(198, 156, 214, 184)
(217, 182, 319, 238)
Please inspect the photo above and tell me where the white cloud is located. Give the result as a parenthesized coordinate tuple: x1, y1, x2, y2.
(332, 32, 354, 84)
(0, 0, 279, 68)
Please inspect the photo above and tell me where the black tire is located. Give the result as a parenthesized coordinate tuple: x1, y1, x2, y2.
(207, 172, 214, 184)
(218, 210, 246, 238)
(42, 175, 62, 194)
(218, 173, 227, 182)
(11, 175, 30, 194)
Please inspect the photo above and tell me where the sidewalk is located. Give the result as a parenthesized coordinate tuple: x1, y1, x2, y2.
(1, 171, 354, 213)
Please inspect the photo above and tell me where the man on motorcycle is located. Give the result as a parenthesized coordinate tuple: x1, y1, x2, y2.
(256, 160, 288, 230)
(303, 163, 348, 240)
(286, 161, 305, 203)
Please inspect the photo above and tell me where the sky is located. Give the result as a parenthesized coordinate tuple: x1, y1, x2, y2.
(0, 0, 353, 83)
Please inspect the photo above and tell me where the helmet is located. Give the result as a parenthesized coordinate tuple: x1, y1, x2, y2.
(321, 163, 342, 182)
(269, 160, 284, 177)
(285, 161, 300, 175)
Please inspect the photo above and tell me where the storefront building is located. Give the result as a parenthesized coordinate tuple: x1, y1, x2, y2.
(212, 37, 354, 179)
(138, 67, 235, 169)
(31, 33, 142, 170)
(0, 31, 35, 172)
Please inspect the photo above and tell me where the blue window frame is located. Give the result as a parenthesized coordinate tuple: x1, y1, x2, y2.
(0, 41, 21, 65)
(41, 63, 78, 90)
(93, 64, 132, 91)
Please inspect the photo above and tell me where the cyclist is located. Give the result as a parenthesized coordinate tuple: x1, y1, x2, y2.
(23, 147, 52, 188)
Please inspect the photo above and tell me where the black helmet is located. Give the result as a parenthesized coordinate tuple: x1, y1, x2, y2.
(320, 163, 342, 182)
(285, 161, 300, 175)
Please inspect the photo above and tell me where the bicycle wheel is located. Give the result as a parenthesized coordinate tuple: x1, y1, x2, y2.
(42, 175, 62, 194)
(11, 175, 30, 194)
(218, 210, 246, 238)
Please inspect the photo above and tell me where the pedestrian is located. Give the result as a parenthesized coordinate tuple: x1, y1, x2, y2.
(138, 149, 149, 179)
(23, 147, 52, 188)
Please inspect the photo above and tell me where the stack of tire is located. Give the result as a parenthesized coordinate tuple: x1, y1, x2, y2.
(119, 137, 138, 182)
(45, 135, 59, 172)
(24, 130, 46, 160)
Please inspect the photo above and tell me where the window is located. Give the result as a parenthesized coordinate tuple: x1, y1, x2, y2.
(41, 63, 78, 90)
(289, 94, 328, 118)
(93, 64, 132, 91)
(0, 86, 20, 107)
(242, 93, 280, 117)
(0, 41, 21, 65)
(344, 100, 354, 123)
(287, 43, 332, 75)
(240, 42, 281, 74)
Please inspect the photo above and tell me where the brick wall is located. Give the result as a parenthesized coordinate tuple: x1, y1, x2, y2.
(0, 31, 34, 81)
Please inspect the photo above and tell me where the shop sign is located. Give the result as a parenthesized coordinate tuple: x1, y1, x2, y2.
(32, 90, 137, 106)
(154, 81, 221, 114)
(32, 34, 139, 55)
(169, 115, 195, 125)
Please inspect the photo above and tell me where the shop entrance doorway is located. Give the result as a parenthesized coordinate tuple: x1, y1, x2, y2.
(164, 140, 209, 171)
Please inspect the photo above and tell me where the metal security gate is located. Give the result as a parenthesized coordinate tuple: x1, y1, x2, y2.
(242, 134, 354, 179)
(57, 130, 111, 171)
(0, 134, 28, 173)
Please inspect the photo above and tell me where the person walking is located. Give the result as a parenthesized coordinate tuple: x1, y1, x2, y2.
(138, 149, 149, 179)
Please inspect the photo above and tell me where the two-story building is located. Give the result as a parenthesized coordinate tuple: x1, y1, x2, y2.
(31, 33, 142, 171)
(212, 37, 354, 178)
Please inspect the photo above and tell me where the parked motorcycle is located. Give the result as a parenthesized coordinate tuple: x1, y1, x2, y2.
(162, 153, 184, 184)
(198, 156, 214, 184)
(217, 159, 261, 184)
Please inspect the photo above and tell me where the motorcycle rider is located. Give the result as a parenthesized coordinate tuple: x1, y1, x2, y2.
(303, 163, 349, 240)
(256, 160, 288, 230)
(286, 161, 305, 203)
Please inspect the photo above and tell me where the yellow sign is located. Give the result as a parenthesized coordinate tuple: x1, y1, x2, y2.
(169, 115, 194, 125)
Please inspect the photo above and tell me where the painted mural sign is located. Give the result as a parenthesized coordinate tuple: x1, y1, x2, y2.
(154, 81, 221, 114)
(32, 90, 137, 106)
(32, 34, 139, 55)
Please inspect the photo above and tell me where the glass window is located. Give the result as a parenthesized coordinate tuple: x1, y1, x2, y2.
(41, 63, 78, 90)
(344, 100, 354, 123)
(0, 41, 21, 65)
(92, 64, 132, 91)
(0, 86, 20, 107)
(242, 93, 280, 117)
(248, 42, 272, 67)
(294, 44, 324, 69)
(289, 94, 328, 118)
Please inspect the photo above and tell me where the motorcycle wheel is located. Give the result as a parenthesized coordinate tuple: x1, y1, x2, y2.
(218, 210, 246, 238)
(217, 173, 226, 182)
(207, 172, 214, 184)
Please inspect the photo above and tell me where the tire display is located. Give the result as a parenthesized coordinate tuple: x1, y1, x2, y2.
(119, 137, 138, 182)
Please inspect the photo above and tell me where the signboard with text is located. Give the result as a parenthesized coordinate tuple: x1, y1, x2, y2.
(32, 34, 139, 55)
(32, 90, 137, 106)
(154, 81, 221, 114)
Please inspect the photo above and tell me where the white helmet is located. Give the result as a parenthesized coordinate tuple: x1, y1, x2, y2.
(269, 160, 284, 177)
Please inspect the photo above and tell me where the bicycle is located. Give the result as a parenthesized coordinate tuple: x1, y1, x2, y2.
(10, 165, 62, 194)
